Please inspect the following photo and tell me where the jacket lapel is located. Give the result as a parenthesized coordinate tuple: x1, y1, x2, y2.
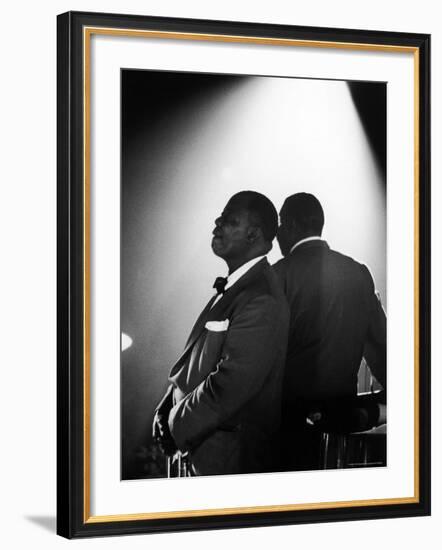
(168, 258, 268, 379)
(207, 257, 268, 320)
(168, 294, 217, 378)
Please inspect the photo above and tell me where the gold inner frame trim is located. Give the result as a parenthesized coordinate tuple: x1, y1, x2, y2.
(82, 26, 421, 523)
(413, 49, 420, 502)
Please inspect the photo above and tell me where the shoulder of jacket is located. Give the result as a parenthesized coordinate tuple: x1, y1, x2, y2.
(233, 268, 280, 307)
(271, 255, 291, 276)
(330, 249, 376, 287)
(329, 248, 364, 268)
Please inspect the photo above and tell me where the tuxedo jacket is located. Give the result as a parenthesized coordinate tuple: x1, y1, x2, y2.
(156, 258, 289, 476)
(272, 240, 386, 416)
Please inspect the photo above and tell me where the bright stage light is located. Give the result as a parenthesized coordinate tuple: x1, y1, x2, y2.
(126, 75, 386, 381)
(150, 76, 386, 304)
(121, 332, 133, 351)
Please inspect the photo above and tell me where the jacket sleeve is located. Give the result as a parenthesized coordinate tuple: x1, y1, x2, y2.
(168, 294, 287, 452)
(154, 384, 174, 415)
(362, 265, 387, 394)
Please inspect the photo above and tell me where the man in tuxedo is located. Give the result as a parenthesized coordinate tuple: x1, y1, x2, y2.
(153, 191, 289, 476)
(274, 192, 386, 470)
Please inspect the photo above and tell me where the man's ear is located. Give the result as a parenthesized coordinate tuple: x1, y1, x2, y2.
(247, 226, 261, 243)
(289, 220, 300, 240)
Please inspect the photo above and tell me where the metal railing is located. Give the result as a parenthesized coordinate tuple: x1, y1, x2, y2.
(167, 451, 192, 478)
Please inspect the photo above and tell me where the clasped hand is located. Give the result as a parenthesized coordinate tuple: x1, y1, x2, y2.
(152, 409, 177, 457)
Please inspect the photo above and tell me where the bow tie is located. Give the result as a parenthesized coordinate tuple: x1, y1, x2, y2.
(213, 276, 228, 295)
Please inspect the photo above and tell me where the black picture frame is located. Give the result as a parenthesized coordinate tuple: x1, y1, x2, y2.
(57, 10, 431, 539)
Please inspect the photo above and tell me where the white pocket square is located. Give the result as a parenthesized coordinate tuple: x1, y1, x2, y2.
(205, 319, 229, 332)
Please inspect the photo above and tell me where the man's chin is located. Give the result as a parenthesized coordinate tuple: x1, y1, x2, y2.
(211, 245, 225, 259)
(211, 239, 225, 257)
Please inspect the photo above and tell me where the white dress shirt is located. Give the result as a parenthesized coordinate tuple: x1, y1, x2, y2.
(211, 255, 267, 308)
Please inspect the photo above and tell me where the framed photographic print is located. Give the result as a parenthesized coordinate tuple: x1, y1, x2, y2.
(57, 11, 431, 538)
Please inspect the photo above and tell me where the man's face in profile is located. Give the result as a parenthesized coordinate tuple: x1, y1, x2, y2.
(211, 198, 252, 262)
(276, 205, 293, 257)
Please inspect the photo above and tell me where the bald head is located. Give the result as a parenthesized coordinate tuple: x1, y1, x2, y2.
(212, 191, 278, 273)
(277, 193, 325, 257)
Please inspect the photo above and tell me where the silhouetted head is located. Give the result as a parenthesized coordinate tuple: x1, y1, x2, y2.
(277, 192, 325, 257)
(212, 191, 278, 273)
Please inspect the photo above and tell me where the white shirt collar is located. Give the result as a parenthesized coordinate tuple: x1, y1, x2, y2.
(210, 255, 266, 309)
(289, 236, 322, 254)
(225, 255, 267, 291)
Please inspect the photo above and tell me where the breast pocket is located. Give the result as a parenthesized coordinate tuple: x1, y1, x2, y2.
(197, 328, 228, 378)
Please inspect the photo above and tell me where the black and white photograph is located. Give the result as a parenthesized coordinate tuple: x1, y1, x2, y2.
(1, 0, 438, 544)
(120, 69, 387, 481)
(54, 8, 431, 540)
